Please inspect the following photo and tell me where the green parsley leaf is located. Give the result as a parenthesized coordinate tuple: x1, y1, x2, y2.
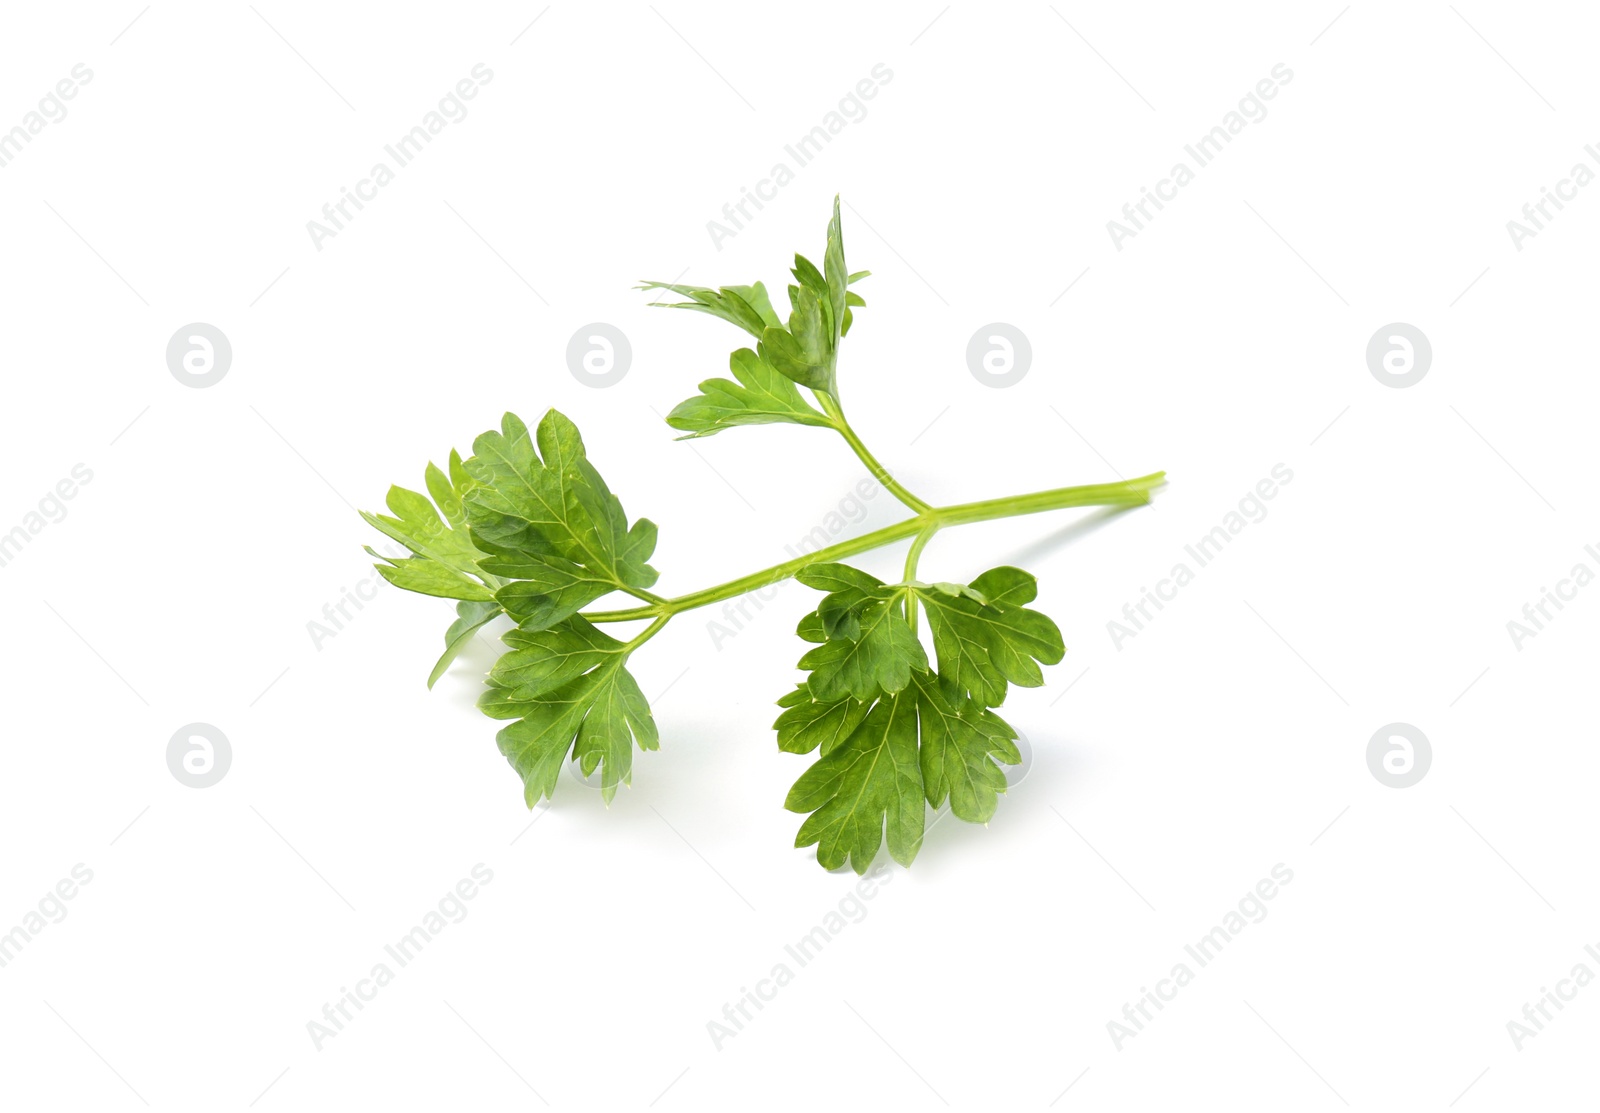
(780, 561, 1041, 869)
(428, 600, 502, 689)
(796, 610, 827, 643)
(797, 562, 885, 640)
(644, 198, 872, 398)
(774, 685, 869, 756)
(463, 410, 659, 596)
(799, 593, 928, 701)
(361, 469, 488, 584)
(362, 452, 505, 687)
(793, 564, 930, 702)
(759, 288, 834, 393)
(482, 616, 629, 705)
(364, 545, 493, 602)
(823, 196, 849, 350)
(665, 347, 832, 439)
(795, 563, 884, 595)
(780, 665, 1023, 871)
(480, 616, 658, 804)
(759, 201, 855, 394)
(913, 567, 1064, 706)
(634, 281, 781, 337)
(910, 670, 1020, 824)
(785, 687, 924, 872)
(480, 553, 622, 632)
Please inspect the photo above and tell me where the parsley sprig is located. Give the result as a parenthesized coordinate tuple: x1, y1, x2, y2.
(364, 198, 1164, 872)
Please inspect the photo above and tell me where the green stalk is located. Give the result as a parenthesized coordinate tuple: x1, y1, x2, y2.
(816, 393, 934, 515)
(929, 473, 1166, 527)
(588, 517, 927, 623)
(901, 525, 938, 636)
(582, 471, 1165, 624)
(624, 614, 671, 651)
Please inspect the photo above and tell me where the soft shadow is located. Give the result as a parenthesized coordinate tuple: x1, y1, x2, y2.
(912, 730, 1087, 876)
(438, 614, 515, 714)
(997, 504, 1148, 569)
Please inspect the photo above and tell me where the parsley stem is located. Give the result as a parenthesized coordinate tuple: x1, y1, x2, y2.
(903, 523, 937, 580)
(581, 471, 1165, 624)
(588, 516, 928, 623)
(816, 393, 935, 515)
(901, 525, 938, 636)
(926, 472, 1166, 528)
(624, 615, 671, 650)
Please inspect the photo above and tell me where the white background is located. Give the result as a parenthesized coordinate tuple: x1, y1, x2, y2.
(1, 2, 1595, 1109)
